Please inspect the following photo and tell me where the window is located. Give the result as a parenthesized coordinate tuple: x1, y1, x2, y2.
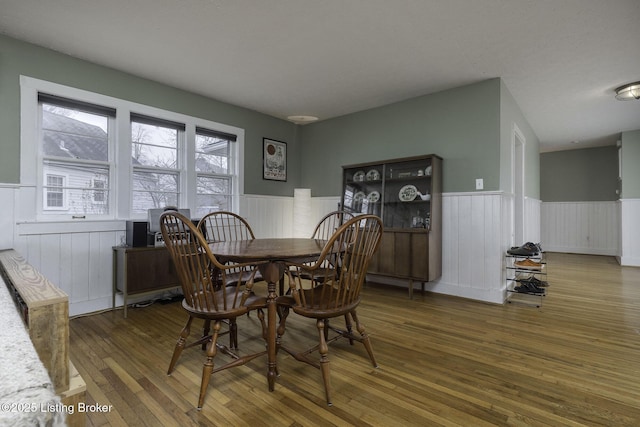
(21, 76, 244, 222)
(39, 94, 114, 216)
(45, 174, 65, 209)
(195, 127, 236, 217)
(131, 114, 183, 214)
(92, 179, 107, 203)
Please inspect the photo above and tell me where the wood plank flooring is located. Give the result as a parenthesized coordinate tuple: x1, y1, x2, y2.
(69, 253, 640, 426)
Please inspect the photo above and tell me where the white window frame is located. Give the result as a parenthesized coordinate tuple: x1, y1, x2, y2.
(20, 76, 244, 225)
(39, 97, 115, 219)
(195, 129, 237, 216)
(130, 115, 184, 215)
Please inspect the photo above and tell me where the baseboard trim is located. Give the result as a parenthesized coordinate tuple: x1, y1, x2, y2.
(544, 246, 618, 257)
(367, 275, 505, 304)
(619, 256, 640, 267)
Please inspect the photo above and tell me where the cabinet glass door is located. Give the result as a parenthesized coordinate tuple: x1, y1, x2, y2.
(342, 165, 383, 217)
(382, 158, 432, 229)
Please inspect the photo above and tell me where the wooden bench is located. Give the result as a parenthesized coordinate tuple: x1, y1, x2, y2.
(0, 249, 86, 427)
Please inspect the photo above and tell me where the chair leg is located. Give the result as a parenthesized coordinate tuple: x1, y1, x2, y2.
(202, 319, 211, 350)
(344, 312, 355, 345)
(198, 320, 221, 410)
(229, 319, 238, 349)
(168, 315, 193, 375)
(317, 319, 332, 406)
(276, 306, 290, 344)
(257, 308, 267, 342)
(351, 310, 378, 368)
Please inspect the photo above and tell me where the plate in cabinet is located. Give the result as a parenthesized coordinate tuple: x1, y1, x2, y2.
(366, 169, 381, 181)
(367, 191, 380, 202)
(398, 185, 418, 201)
(353, 191, 366, 203)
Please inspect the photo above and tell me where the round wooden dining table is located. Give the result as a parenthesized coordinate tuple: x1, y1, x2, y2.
(208, 238, 327, 391)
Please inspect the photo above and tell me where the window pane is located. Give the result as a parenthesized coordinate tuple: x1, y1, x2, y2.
(131, 122, 178, 168)
(43, 163, 110, 215)
(196, 134, 229, 174)
(196, 195, 230, 217)
(132, 171, 179, 213)
(196, 176, 230, 216)
(41, 104, 109, 162)
(197, 176, 230, 194)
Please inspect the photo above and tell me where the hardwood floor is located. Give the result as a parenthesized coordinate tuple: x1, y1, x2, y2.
(69, 253, 640, 426)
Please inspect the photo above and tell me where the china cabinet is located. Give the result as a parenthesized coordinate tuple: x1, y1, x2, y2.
(341, 154, 442, 297)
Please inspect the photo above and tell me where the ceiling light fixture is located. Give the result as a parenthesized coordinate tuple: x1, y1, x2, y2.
(615, 81, 640, 100)
(287, 115, 319, 124)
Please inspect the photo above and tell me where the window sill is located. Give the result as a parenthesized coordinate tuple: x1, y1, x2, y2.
(16, 219, 125, 236)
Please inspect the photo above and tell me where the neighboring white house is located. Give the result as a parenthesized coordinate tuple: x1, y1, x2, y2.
(42, 110, 113, 215)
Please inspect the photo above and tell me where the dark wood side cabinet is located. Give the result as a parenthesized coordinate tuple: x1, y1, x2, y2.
(341, 154, 442, 297)
(112, 246, 180, 317)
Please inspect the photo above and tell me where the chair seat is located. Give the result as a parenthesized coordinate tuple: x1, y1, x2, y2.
(216, 268, 264, 287)
(291, 267, 338, 282)
(277, 286, 359, 318)
(183, 289, 267, 319)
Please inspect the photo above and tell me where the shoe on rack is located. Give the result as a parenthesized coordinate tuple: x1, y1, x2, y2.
(518, 278, 547, 292)
(513, 282, 545, 294)
(524, 281, 545, 294)
(525, 276, 548, 287)
(514, 259, 543, 270)
(507, 242, 539, 256)
(513, 284, 529, 293)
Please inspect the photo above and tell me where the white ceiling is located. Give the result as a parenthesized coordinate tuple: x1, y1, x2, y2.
(1, 0, 639, 152)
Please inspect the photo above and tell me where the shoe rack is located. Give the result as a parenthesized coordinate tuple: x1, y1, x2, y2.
(505, 252, 547, 308)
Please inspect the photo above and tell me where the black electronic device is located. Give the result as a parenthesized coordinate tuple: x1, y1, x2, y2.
(126, 221, 149, 247)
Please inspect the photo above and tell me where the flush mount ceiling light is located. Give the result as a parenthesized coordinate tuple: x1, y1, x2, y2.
(287, 115, 319, 124)
(615, 81, 640, 100)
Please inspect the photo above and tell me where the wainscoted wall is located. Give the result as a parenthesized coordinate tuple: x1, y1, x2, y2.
(0, 185, 17, 250)
(524, 197, 542, 244)
(13, 220, 124, 316)
(241, 194, 341, 238)
(2, 186, 541, 315)
(369, 192, 540, 305)
(436, 192, 506, 303)
(2, 190, 342, 316)
(620, 199, 640, 267)
(241, 195, 294, 238)
(541, 201, 619, 256)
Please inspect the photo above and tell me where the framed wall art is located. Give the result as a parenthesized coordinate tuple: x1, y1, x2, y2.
(263, 138, 287, 181)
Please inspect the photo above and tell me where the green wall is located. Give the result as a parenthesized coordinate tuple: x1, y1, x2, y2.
(299, 79, 502, 195)
(621, 130, 640, 199)
(2, 35, 540, 200)
(540, 146, 619, 202)
(0, 34, 299, 196)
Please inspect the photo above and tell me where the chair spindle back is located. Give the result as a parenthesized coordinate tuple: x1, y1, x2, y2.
(290, 214, 383, 312)
(160, 211, 257, 314)
(198, 211, 255, 243)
